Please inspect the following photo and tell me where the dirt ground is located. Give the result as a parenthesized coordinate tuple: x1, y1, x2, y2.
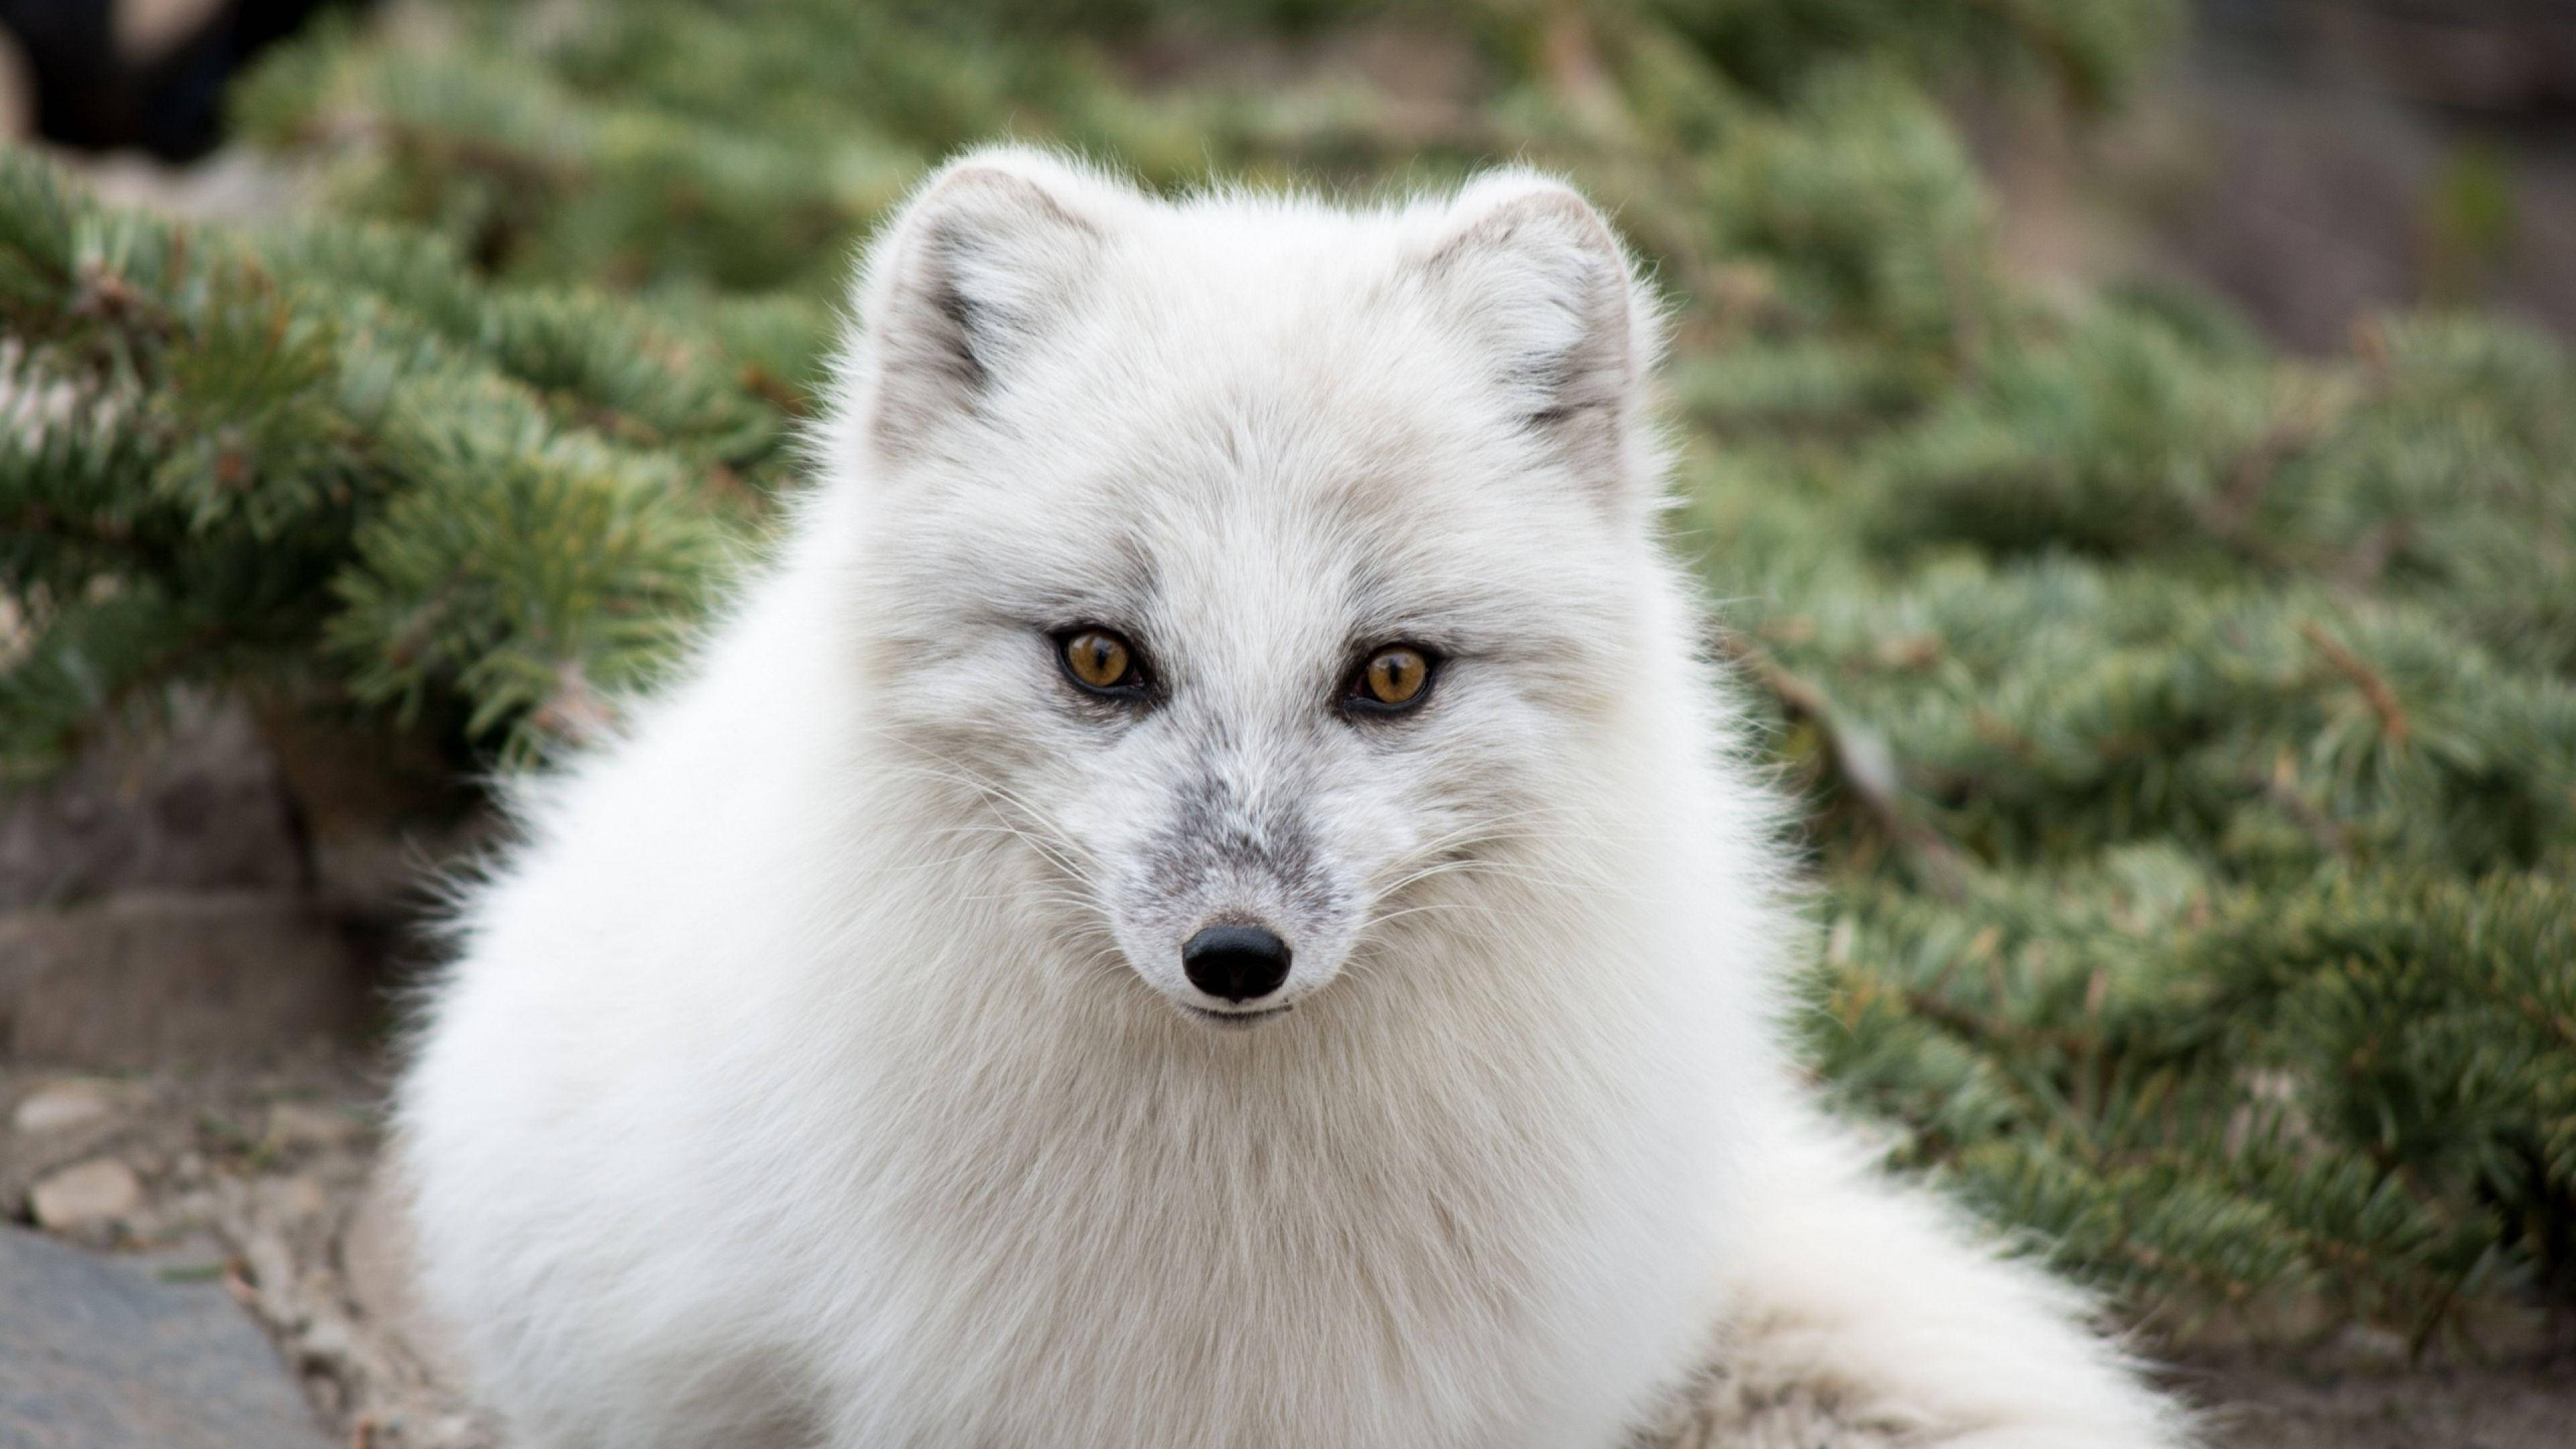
(3, 1057, 2569, 1449)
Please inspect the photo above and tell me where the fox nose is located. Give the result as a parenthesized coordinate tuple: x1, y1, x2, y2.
(1181, 925, 1293, 1002)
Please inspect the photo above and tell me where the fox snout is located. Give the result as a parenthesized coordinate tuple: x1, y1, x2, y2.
(1101, 760, 1366, 1026)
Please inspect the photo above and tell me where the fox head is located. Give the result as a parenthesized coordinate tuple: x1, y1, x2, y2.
(824, 148, 1687, 1029)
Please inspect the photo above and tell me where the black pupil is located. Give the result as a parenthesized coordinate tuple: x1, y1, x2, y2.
(1081, 638, 1120, 680)
(1378, 653, 1413, 697)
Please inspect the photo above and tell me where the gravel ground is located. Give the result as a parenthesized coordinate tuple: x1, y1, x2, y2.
(3, 1057, 2569, 1449)
(0, 1057, 494, 1449)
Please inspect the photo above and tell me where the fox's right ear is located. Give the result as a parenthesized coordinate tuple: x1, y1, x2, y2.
(1409, 173, 1657, 506)
(852, 150, 1116, 462)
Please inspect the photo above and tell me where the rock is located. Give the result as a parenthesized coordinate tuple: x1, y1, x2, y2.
(264, 1100, 365, 1154)
(256, 1173, 333, 1229)
(0, 891, 368, 1069)
(0, 1225, 330, 1448)
(0, 693, 305, 913)
(9, 1078, 139, 1136)
(29, 1159, 143, 1234)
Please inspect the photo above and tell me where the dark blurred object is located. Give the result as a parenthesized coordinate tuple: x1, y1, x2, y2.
(2308, 0, 2576, 117)
(2106, 0, 2576, 352)
(2204, 0, 2576, 121)
(0, 0, 347, 160)
(0, 694, 307, 914)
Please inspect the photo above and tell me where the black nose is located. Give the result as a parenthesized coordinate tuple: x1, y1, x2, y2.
(1181, 925, 1293, 1003)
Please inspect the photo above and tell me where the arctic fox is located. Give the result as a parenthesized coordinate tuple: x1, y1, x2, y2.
(397, 149, 2189, 1448)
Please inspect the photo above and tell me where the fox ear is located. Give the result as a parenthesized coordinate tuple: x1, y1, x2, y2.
(856, 150, 1114, 460)
(1415, 175, 1651, 492)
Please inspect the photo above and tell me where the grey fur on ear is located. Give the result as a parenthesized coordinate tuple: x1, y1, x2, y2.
(862, 152, 1112, 458)
(1417, 176, 1646, 488)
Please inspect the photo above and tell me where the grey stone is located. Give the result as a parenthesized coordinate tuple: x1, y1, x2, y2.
(0, 892, 366, 1069)
(0, 1226, 329, 1448)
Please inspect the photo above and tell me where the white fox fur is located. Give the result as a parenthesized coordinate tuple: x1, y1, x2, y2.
(397, 149, 2190, 1448)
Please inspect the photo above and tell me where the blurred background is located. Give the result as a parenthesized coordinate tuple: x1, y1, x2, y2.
(0, 2, 2570, 1446)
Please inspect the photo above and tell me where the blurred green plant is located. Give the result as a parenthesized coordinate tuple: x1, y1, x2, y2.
(3, 0, 2569, 1354)
(2423, 144, 2518, 308)
(1643, 0, 2179, 111)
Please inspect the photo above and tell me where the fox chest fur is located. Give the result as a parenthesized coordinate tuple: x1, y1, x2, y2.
(778, 909, 1736, 1448)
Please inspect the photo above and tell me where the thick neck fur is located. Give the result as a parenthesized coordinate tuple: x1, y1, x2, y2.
(472, 519, 1774, 1446)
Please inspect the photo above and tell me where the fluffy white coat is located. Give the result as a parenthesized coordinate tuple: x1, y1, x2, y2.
(398, 149, 2190, 1449)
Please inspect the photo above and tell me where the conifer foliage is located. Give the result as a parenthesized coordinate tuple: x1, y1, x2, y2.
(0, 150, 788, 771)
(3, 0, 2569, 1348)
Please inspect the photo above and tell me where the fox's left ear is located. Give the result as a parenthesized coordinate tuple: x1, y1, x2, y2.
(1413, 175, 1656, 497)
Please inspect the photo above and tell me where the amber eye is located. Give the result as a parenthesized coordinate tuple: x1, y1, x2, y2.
(1059, 629, 1140, 695)
(1350, 645, 1435, 712)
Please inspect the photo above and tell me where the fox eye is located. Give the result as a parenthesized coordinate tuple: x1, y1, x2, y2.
(1058, 628, 1144, 697)
(1347, 644, 1436, 714)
